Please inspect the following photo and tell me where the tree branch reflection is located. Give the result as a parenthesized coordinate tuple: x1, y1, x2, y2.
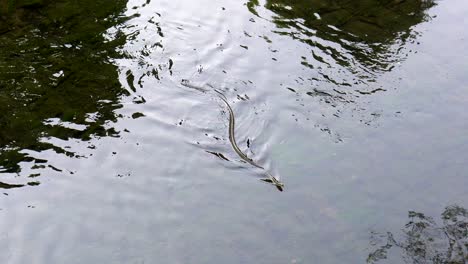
(368, 205, 468, 264)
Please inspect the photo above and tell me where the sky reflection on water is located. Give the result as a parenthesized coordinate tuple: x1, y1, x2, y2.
(0, 0, 467, 263)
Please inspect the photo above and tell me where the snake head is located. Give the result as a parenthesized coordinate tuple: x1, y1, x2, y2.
(260, 177, 284, 192)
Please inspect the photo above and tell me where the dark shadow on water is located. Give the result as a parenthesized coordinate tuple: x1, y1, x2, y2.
(367, 205, 468, 264)
(247, 0, 436, 85)
(0, 1, 129, 183)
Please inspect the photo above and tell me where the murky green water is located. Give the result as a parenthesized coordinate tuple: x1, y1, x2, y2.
(0, 0, 467, 263)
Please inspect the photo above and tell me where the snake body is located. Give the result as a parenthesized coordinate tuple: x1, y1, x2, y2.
(215, 90, 284, 191)
(181, 81, 284, 191)
(214, 90, 263, 169)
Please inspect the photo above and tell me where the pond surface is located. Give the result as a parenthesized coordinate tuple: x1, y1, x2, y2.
(0, 0, 467, 263)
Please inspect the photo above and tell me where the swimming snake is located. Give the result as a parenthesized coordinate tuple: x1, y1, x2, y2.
(181, 81, 284, 191)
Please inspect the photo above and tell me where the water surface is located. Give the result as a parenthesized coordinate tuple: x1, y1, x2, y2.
(0, 0, 467, 263)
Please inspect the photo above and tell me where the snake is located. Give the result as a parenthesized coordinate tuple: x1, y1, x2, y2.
(182, 80, 284, 191)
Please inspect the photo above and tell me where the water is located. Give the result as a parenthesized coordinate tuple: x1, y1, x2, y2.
(0, 0, 467, 263)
